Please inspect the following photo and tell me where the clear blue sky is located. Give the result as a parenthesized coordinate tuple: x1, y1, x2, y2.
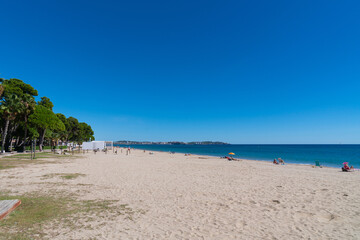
(1, 0, 360, 143)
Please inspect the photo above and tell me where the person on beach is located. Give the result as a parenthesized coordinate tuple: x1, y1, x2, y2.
(342, 162, 353, 172)
(273, 158, 279, 164)
(278, 158, 285, 165)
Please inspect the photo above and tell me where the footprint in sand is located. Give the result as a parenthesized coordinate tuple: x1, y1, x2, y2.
(315, 211, 338, 223)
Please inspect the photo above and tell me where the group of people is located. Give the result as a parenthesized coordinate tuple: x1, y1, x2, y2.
(222, 156, 240, 161)
(226, 156, 235, 161)
(271, 158, 356, 172)
(111, 148, 357, 173)
(113, 147, 130, 155)
(273, 158, 285, 165)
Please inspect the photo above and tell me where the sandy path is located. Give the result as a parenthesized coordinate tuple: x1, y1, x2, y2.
(1, 149, 360, 239)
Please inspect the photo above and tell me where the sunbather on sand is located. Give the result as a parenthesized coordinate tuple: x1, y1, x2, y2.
(278, 158, 285, 165)
(342, 162, 353, 172)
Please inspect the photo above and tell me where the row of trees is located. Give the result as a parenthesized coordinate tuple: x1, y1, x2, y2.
(0, 78, 94, 153)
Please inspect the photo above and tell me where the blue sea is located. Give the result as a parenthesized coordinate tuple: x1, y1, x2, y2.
(114, 144, 360, 168)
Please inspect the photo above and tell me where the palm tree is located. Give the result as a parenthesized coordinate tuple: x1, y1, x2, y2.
(0, 94, 22, 153)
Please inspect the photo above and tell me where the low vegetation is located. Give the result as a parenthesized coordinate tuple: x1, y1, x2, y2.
(0, 192, 136, 240)
(41, 173, 86, 180)
(0, 151, 145, 239)
(0, 152, 79, 171)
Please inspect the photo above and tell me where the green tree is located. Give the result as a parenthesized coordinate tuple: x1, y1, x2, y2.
(0, 78, 4, 97)
(29, 105, 65, 151)
(20, 94, 36, 152)
(0, 79, 38, 152)
(67, 117, 80, 143)
(38, 96, 54, 110)
(78, 122, 95, 144)
(0, 94, 22, 152)
(55, 113, 69, 142)
(0, 78, 94, 153)
(2, 78, 38, 98)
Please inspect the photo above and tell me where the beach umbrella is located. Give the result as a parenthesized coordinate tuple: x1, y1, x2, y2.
(229, 152, 235, 155)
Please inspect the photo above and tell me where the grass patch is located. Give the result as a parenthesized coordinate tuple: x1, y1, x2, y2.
(25, 146, 68, 151)
(0, 165, 15, 170)
(41, 173, 86, 180)
(0, 192, 136, 240)
(61, 173, 86, 180)
(0, 152, 80, 171)
(3, 152, 79, 160)
(0, 158, 50, 171)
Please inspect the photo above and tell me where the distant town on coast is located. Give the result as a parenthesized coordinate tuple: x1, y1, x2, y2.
(114, 141, 229, 145)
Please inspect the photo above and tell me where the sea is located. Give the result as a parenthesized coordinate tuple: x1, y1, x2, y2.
(114, 144, 360, 168)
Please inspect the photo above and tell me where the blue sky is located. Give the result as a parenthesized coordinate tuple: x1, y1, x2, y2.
(1, 0, 360, 143)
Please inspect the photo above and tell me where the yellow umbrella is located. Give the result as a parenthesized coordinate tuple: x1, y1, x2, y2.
(228, 152, 235, 155)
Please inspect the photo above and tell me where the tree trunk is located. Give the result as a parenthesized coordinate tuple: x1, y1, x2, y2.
(22, 116, 28, 152)
(34, 139, 36, 158)
(31, 139, 33, 160)
(39, 129, 46, 152)
(9, 137, 14, 152)
(5, 122, 19, 151)
(1, 119, 9, 153)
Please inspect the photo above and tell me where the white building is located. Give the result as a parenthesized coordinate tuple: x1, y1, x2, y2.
(82, 141, 113, 150)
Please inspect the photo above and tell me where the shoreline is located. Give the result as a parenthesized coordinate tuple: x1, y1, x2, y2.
(119, 146, 341, 170)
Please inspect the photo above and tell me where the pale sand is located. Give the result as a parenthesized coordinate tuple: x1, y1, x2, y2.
(1, 149, 360, 239)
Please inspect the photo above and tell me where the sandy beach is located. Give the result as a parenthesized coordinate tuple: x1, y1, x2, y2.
(1, 148, 360, 239)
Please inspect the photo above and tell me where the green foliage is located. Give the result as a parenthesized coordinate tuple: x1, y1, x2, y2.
(28, 126, 40, 139)
(1, 79, 37, 120)
(29, 105, 65, 132)
(56, 113, 67, 126)
(2, 78, 38, 98)
(37, 96, 54, 110)
(0, 94, 22, 120)
(79, 122, 95, 143)
(67, 117, 80, 142)
(65, 117, 95, 144)
(56, 113, 70, 141)
(0, 78, 94, 152)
